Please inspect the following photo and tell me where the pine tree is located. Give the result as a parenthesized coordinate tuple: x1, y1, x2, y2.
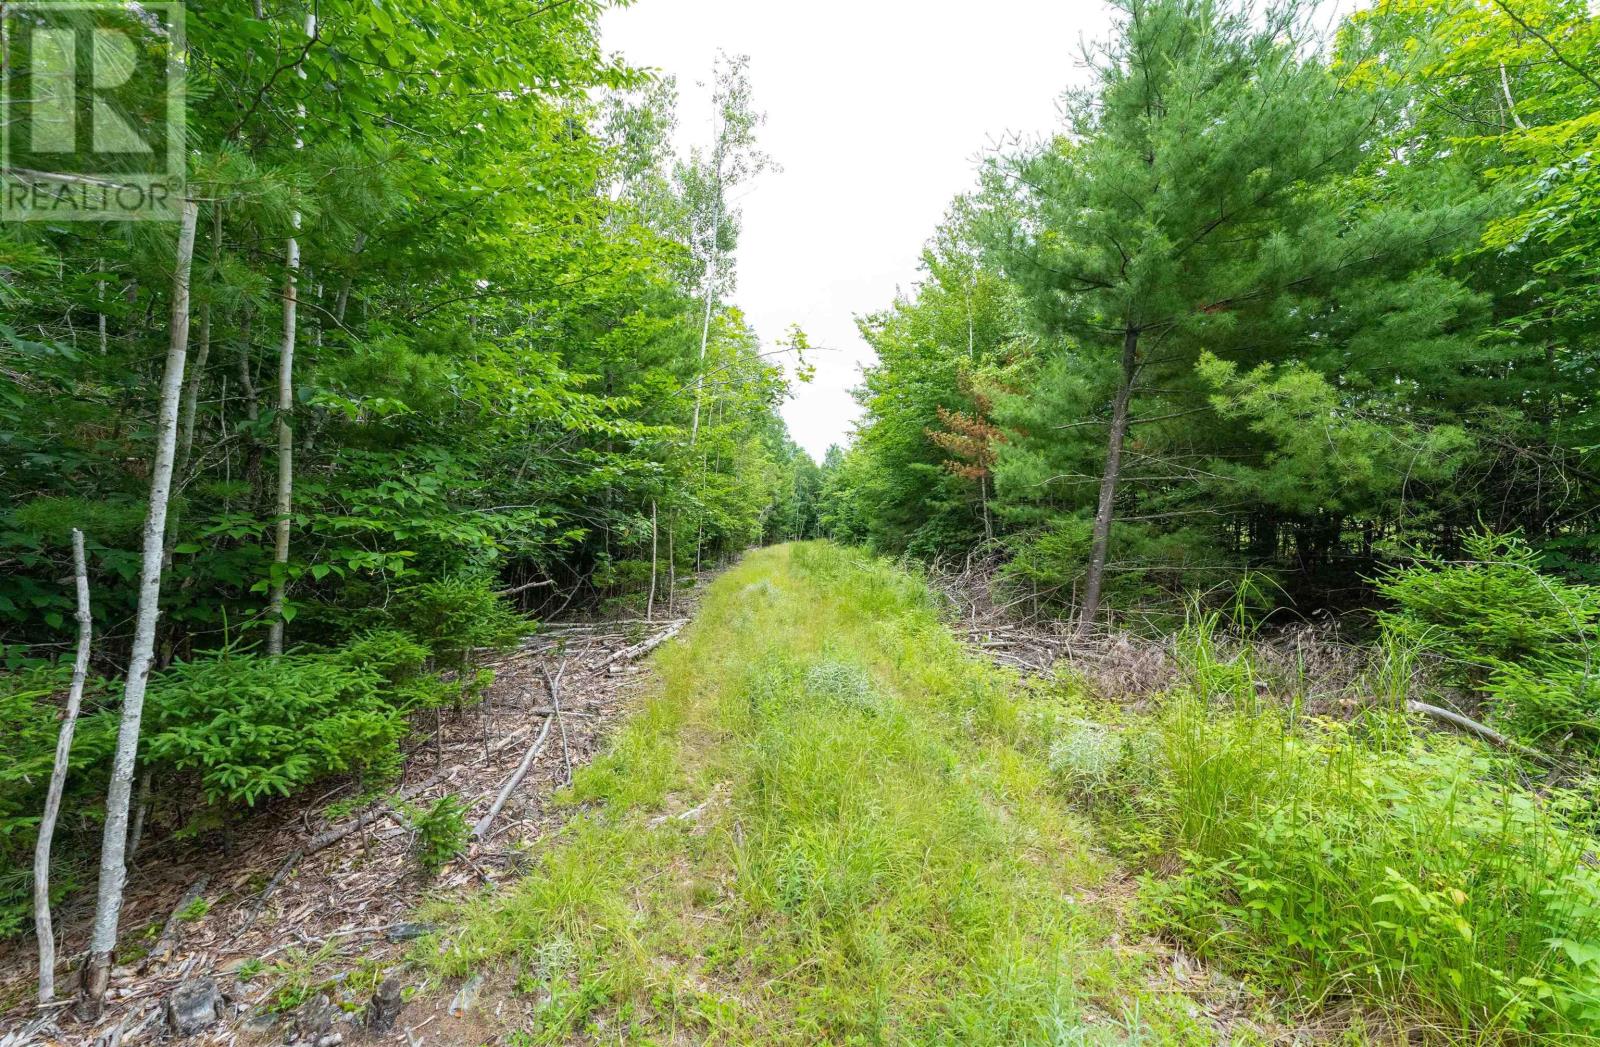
(985, 0, 1486, 631)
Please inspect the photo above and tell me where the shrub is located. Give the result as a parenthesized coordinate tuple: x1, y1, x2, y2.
(1489, 659, 1600, 749)
(395, 573, 530, 706)
(1377, 530, 1599, 673)
(1124, 694, 1600, 1037)
(1377, 530, 1600, 751)
(408, 793, 469, 878)
(146, 654, 407, 808)
(397, 574, 530, 667)
(337, 628, 456, 711)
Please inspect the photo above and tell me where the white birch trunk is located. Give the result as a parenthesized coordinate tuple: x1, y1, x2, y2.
(647, 499, 658, 621)
(33, 528, 92, 1004)
(82, 198, 199, 1014)
(266, 10, 313, 655)
(265, 226, 299, 656)
(97, 258, 107, 355)
(688, 240, 717, 446)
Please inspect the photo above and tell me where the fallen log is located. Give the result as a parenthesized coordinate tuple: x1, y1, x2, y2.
(305, 769, 448, 855)
(141, 875, 209, 971)
(471, 716, 555, 840)
(597, 620, 687, 670)
(1407, 700, 1553, 764)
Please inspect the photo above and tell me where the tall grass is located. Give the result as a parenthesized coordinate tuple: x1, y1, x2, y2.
(422, 544, 1208, 1043)
(1115, 614, 1600, 1041)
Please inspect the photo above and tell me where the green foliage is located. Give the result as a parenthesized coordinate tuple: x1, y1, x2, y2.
(821, 0, 1600, 621)
(0, 668, 117, 937)
(1002, 514, 1239, 617)
(336, 628, 456, 711)
(1378, 530, 1600, 751)
(1, 0, 808, 664)
(146, 655, 407, 808)
(397, 575, 530, 665)
(1378, 531, 1600, 670)
(1136, 698, 1600, 1037)
(407, 794, 470, 879)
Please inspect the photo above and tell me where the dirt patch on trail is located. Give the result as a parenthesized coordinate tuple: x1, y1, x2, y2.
(0, 609, 700, 1047)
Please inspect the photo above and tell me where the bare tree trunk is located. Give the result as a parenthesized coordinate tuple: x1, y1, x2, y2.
(34, 529, 92, 1004)
(1076, 326, 1139, 638)
(97, 257, 108, 355)
(126, 768, 153, 861)
(172, 204, 223, 489)
(667, 516, 676, 617)
(81, 198, 199, 1017)
(267, 10, 313, 655)
(647, 499, 658, 621)
(688, 103, 725, 449)
(334, 231, 366, 324)
(266, 226, 299, 656)
(688, 249, 717, 446)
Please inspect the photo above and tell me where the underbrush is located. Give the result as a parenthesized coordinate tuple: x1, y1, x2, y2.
(0, 574, 526, 941)
(1041, 615, 1600, 1042)
(423, 543, 1207, 1044)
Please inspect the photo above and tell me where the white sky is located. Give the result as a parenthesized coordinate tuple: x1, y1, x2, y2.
(600, 1, 1118, 460)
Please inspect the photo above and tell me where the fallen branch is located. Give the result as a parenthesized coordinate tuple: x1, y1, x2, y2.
(598, 620, 687, 670)
(495, 579, 554, 598)
(1407, 700, 1553, 764)
(142, 875, 210, 970)
(471, 716, 555, 839)
(227, 848, 301, 946)
(542, 662, 574, 786)
(305, 769, 449, 854)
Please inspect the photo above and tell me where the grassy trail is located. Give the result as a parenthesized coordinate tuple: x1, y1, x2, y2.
(424, 543, 1221, 1044)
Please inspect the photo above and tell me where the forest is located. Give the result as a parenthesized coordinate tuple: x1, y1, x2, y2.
(1, 0, 1599, 1043)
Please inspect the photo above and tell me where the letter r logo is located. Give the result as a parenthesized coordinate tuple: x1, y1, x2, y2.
(28, 26, 153, 154)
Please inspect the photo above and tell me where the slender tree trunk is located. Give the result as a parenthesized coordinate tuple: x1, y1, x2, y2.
(1076, 326, 1139, 637)
(34, 529, 92, 1004)
(126, 768, 153, 862)
(335, 231, 365, 324)
(647, 499, 658, 621)
(266, 229, 299, 655)
(688, 241, 718, 447)
(267, 10, 313, 655)
(82, 198, 199, 1017)
(174, 204, 222, 487)
(97, 257, 108, 355)
(667, 517, 676, 618)
(688, 117, 725, 448)
(173, 304, 211, 488)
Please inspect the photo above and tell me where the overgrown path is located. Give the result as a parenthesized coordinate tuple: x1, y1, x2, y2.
(412, 543, 1249, 1044)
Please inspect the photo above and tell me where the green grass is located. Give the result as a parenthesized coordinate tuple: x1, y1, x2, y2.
(422, 543, 1216, 1044)
(1049, 615, 1600, 1044)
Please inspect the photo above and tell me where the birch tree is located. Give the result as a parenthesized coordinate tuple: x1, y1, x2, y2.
(32, 529, 91, 1004)
(82, 198, 200, 1016)
(267, 8, 315, 656)
(682, 53, 772, 446)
